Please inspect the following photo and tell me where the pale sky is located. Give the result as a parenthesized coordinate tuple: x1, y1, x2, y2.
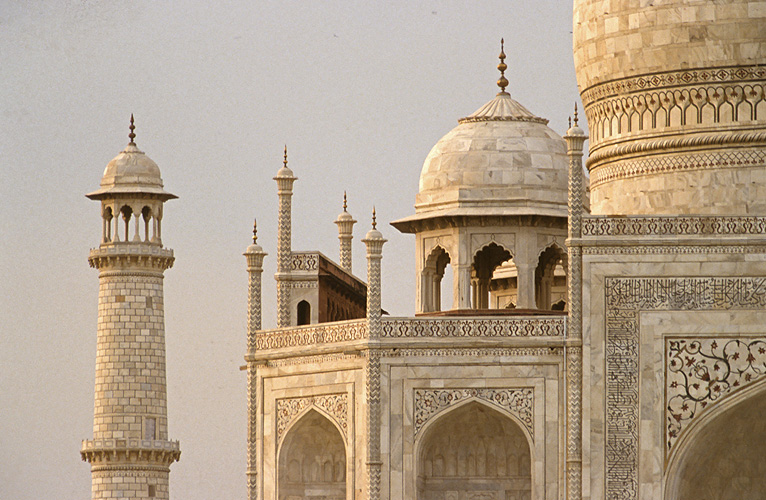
(0, 2, 581, 498)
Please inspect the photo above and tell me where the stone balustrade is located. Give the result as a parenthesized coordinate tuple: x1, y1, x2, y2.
(253, 315, 566, 352)
(81, 438, 181, 452)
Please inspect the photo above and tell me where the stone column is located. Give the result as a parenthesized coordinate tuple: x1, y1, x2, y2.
(274, 147, 297, 328)
(362, 210, 386, 500)
(515, 261, 536, 309)
(334, 192, 357, 273)
(564, 109, 587, 500)
(243, 219, 266, 500)
(454, 264, 472, 310)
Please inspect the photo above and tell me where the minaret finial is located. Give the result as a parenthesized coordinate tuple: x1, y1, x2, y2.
(343, 191, 348, 212)
(372, 206, 377, 229)
(283, 145, 288, 168)
(568, 116, 572, 128)
(497, 38, 509, 95)
(573, 103, 579, 126)
(128, 114, 136, 145)
(252, 218, 258, 244)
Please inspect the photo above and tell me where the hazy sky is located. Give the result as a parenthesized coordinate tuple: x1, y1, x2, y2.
(0, 2, 581, 498)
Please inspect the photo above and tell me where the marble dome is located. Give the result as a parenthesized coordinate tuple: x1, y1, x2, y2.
(573, 0, 766, 215)
(415, 91, 569, 219)
(86, 143, 175, 200)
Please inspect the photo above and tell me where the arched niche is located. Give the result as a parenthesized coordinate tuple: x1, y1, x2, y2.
(422, 245, 452, 312)
(297, 300, 311, 326)
(665, 380, 766, 500)
(278, 409, 346, 500)
(417, 401, 532, 500)
(535, 244, 567, 310)
(472, 243, 513, 310)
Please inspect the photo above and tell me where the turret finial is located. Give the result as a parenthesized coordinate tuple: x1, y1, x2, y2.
(372, 206, 377, 229)
(573, 103, 579, 126)
(252, 218, 258, 244)
(568, 116, 572, 128)
(283, 145, 288, 168)
(497, 38, 509, 95)
(128, 114, 136, 145)
(343, 191, 348, 212)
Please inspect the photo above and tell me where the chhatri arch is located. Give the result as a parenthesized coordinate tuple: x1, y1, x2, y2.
(416, 399, 534, 500)
(277, 407, 348, 500)
(664, 378, 766, 500)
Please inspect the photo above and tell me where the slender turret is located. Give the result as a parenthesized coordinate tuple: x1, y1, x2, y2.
(274, 146, 297, 328)
(243, 219, 266, 500)
(564, 105, 587, 500)
(334, 192, 357, 272)
(82, 117, 180, 500)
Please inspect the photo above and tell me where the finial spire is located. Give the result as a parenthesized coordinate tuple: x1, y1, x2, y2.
(343, 191, 348, 212)
(568, 116, 572, 128)
(283, 145, 288, 168)
(128, 114, 136, 145)
(573, 103, 579, 126)
(497, 38, 509, 95)
(372, 206, 377, 229)
(252, 218, 258, 244)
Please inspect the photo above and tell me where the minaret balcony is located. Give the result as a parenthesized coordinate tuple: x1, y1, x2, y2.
(80, 438, 181, 466)
(88, 243, 174, 271)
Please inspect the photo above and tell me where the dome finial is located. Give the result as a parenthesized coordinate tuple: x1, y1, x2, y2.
(343, 191, 348, 212)
(573, 103, 579, 126)
(497, 38, 509, 95)
(372, 206, 377, 229)
(252, 218, 258, 244)
(128, 114, 136, 146)
(283, 145, 288, 168)
(568, 116, 572, 128)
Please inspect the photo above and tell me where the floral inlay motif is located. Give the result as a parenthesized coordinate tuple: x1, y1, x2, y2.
(414, 388, 533, 438)
(666, 338, 766, 450)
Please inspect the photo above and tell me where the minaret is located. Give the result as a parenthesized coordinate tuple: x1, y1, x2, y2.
(362, 207, 386, 500)
(334, 192, 356, 272)
(81, 117, 180, 500)
(243, 219, 266, 500)
(274, 146, 297, 328)
(564, 105, 587, 500)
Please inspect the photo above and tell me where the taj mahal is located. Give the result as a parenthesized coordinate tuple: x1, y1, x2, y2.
(79, 1, 766, 499)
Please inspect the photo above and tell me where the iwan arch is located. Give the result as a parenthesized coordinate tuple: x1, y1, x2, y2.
(80, 1, 766, 499)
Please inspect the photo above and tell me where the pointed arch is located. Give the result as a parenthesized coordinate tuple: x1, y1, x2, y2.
(665, 378, 766, 500)
(535, 242, 568, 310)
(422, 245, 452, 312)
(277, 408, 347, 500)
(472, 242, 513, 309)
(416, 400, 532, 500)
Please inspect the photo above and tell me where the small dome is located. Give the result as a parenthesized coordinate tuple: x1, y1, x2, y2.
(415, 92, 568, 218)
(101, 144, 163, 188)
(87, 143, 176, 200)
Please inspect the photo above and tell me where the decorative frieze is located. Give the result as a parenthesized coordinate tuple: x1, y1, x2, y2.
(414, 388, 533, 438)
(582, 215, 766, 237)
(666, 337, 766, 452)
(580, 65, 766, 105)
(590, 149, 766, 188)
(604, 277, 766, 500)
(291, 252, 319, 271)
(276, 394, 348, 444)
(381, 317, 565, 338)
